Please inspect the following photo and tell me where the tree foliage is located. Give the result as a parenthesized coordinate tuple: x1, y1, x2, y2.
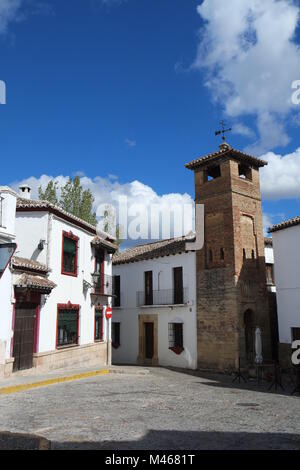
(38, 177, 97, 226)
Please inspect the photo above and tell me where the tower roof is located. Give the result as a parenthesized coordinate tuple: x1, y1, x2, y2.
(185, 143, 267, 170)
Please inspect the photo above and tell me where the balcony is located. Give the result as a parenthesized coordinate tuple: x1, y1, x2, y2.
(91, 272, 113, 297)
(137, 288, 189, 307)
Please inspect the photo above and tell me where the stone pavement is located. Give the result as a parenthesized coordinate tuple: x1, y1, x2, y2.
(0, 367, 299, 450)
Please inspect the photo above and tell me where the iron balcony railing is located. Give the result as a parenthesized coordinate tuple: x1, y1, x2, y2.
(92, 272, 113, 297)
(137, 288, 188, 307)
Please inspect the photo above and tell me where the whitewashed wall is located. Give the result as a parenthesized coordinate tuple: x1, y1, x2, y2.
(112, 251, 197, 369)
(0, 187, 17, 360)
(272, 225, 300, 344)
(15, 212, 112, 354)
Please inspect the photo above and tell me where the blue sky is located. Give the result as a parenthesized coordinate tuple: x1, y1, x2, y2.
(1, 0, 300, 233)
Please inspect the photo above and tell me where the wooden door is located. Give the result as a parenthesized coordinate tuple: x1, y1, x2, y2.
(144, 322, 154, 359)
(144, 271, 153, 306)
(173, 267, 183, 304)
(13, 304, 36, 371)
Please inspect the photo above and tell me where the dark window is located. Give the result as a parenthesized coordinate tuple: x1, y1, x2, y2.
(113, 275, 121, 307)
(62, 232, 78, 276)
(252, 249, 255, 260)
(94, 251, 105, 293)
(173, 267, 183, 304)
(57, 305, 79, 348)
(168, 323, 183, 349)
(239, 164, 252, 181)
(243, 249, 246, 260)
(112, 322, 120, 348)
(209, 249, 213, 262)
(144, 271, 153, 306)
(220, 248, 225, 260)
(95, 308, 103, 341)
(205, 165, 221, 182)
(292, 328, 300, 341)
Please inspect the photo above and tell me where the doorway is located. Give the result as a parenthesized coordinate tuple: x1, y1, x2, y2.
(144, 322, 154, 359)
(138, 314, 158, 366)
(13, 303, 37, 372)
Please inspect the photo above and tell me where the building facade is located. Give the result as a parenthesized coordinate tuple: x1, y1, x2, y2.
(186, 142, 272, 370)
(1, 186, 117, 377)
(0, 187, 17, 377)
(112, 235, 197, 369)
(270, 216, 300, 367)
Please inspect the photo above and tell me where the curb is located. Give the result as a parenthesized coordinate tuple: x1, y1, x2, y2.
(0, 369, 110, 396)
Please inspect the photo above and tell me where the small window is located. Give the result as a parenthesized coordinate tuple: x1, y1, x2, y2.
(113, 275, 121, 307)
(62, 232, 78, 276)
(168, 323, 184, 354)
(292, 328, 300, 341)
(238, 164, 252, 181)
(209, 249, 213, 263)
(220, 248, 225, 260)
(205, 165, 221, 182)
(95, 307, 104, 342)
(57, 305, 79, 348)
(243, 249, 246, 260)
(112, 322, 120, 348)
(252, 250, 255, 260)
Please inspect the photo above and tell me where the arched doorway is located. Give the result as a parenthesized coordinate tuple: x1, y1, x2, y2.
(244, 310, 255, 363)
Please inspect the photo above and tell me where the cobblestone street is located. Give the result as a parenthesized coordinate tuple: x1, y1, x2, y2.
(0, 367, 299, 449)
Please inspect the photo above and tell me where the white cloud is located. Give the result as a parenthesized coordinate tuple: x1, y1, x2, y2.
(125, 138, 136, 148)
(194, 0, 300, 153)
(260, 147, 300, 200)
(0, 0, 22, 34)
(12, 174, 194, 241)
(232, 123, 256, 139)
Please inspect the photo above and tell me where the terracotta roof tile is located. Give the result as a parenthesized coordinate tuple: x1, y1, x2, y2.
(113, 234, 196, 265)
(92, 236, 118, 253)
(185, 143, 267, 170)
(16, 198, 97, 234)
(14, 273, 57, 292)
(269, 216, 300, 233)
(12, 256, 49, 273)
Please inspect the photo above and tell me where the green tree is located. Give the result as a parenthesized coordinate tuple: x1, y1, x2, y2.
(60, 176, 97, 226)
(38, 181, 59, 205)
(40, 176, 97, 226)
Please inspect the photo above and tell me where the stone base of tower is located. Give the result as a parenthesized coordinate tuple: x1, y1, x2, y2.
(196, 268, 272, 372)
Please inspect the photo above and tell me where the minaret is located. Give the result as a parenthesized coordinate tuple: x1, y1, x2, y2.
(186, 141, 272, 370)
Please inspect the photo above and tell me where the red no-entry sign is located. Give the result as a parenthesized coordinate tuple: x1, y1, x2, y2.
(105, 307, 113, 319)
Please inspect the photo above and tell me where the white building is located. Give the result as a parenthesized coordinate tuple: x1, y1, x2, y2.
(112, 235, 197, 370)
(1, 186, 117, 377)
(0, 187, 17, 378)
(270, 216, 300, 366)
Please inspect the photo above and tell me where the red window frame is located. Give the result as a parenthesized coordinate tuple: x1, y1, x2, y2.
(56, 303, 80, 349)
(94, 306, 104, 342)
(61, 231, 79, 277)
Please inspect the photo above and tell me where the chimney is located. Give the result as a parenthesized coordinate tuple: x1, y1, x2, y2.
(19, 185, 31, 200)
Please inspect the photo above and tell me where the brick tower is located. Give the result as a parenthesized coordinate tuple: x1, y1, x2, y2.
(186, 142, 271, 370)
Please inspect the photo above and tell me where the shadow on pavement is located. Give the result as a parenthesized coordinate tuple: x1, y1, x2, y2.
(1, 429, 300, 450)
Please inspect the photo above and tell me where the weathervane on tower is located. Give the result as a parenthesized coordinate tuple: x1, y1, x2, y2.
(215, 120, 232, 143)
